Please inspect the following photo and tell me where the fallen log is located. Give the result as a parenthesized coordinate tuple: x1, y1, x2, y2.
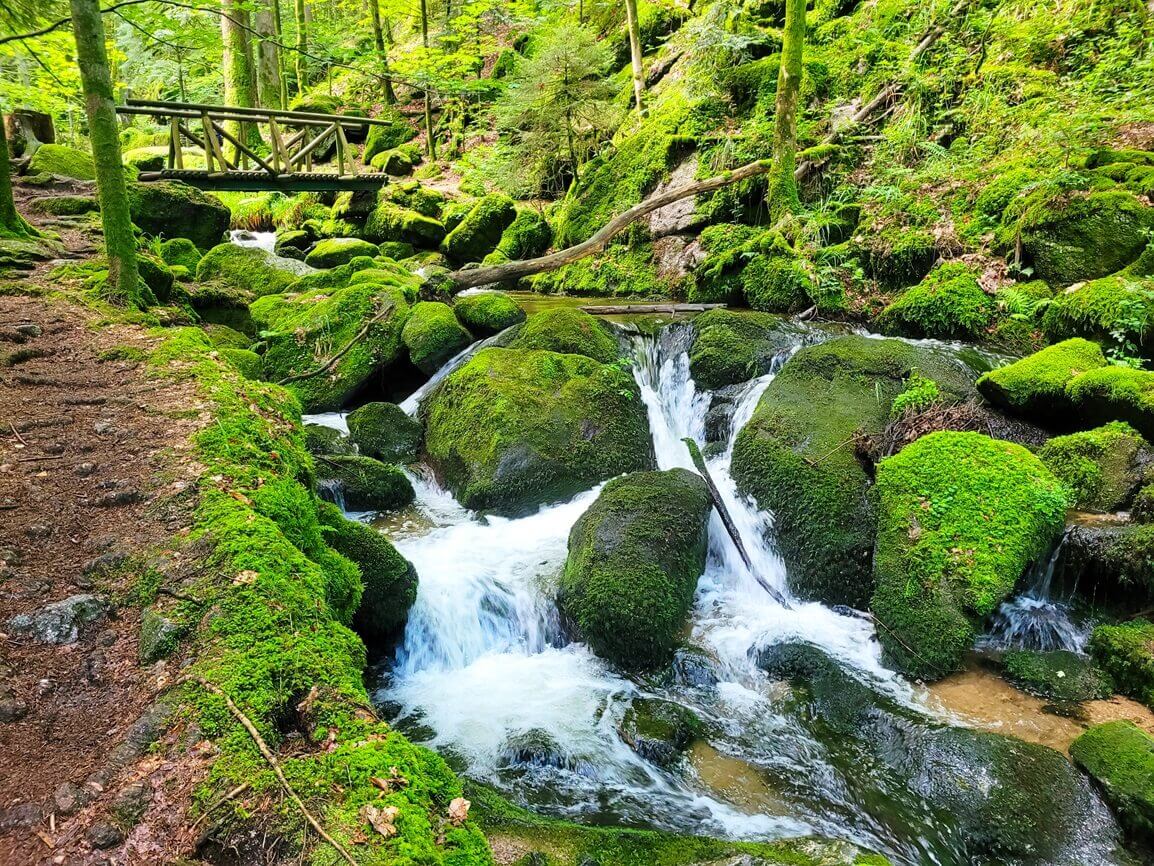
(682, 438, 793, 610)
(580, 303, 726, 315)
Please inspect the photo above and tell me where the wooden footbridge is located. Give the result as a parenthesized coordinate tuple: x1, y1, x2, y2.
(117, 99, 393, 192)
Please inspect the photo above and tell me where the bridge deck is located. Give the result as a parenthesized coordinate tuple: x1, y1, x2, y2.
(137, 169, 388, 192)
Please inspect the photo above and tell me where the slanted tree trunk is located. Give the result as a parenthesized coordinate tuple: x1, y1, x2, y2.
(294, 0, 308, 96)
(766, 0, 804, 216)
(623, 0, 646, 117)
(254, 3, 283, 109)
(222, 0, 260, 160)
(69, 0, 142, 306)
(369, 0, 397, 104)
(0, 119, 40, 240)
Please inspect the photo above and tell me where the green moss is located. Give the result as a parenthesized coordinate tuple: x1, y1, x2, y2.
(126, 181, 230, 250)
(219, 347, 263, 380)
(27, 143, 96, 180)
(441, 194, 516, 263)
(687, 308, 804, 390)
(402, 301, 474, 375)
(1001, 649, 1113, 703)
(742, 256, 814, 314)
(1042, 270, 1154, 352)
(618, 697, 703, 766)
(304, 423, 355, 457)
(30, 194, 98, 216)
(202, 324, 252, 350)
(347, 401, 422, 463)
(1038, 421, 1148, 511)
(876, 262, 998, 341)
(318, 502, 418, 642)
(363, 117, 419, 164)
(559, 469, 711, 670)
(732, 336, 974, 607)
(379, 181, 445, 219)
(370, 147, 415, 176)
(689, 223, 763, 305)
(1066, 365, 1154, 441)
(504, 308, 619, 363)
(316, 454, 415, 512)
(872, 432, 1068, 678)
(195, 243, 305, 298)
(976, 338, 1108, 422)
(305, 237, 380, 268)
(137, 255, 175, 303)
(1090, 619, 1154, 708)
(855, 224, 937, 287)
(422, 347, 654, 515)
(1071, 720, 1154, 842)
(530, 242, 666, 297)
(363, 201, 446, 247)
(159, 237, 203, 272)
(482, 208, 552, 264)
(452, 291, 526, 336)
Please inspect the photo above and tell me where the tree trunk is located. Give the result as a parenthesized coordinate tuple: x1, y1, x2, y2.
(222, 0, 260, 161)
(419, 0, 436, 159)
(369, 0, 396, 104)
(294, 0, 308, 96)
(766, 0, 804, 216)
(254, 4, 282, 109)
(272, 0, 288, 107)
(624, 0, 646, 117)
(0, 119, 39, 240)
(68, 0, 142, 306)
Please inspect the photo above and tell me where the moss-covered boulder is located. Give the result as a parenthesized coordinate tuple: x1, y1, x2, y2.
(876, 262, 997, 341)
(441, 194, 516, 263)
(872, 432, 1068, 678)
(370, 147, 414, 176)
(422, 347, 654, 514)
(1001, 649, 1113, 703)
(687, 308, 809, 390)
(741, 255, 815, 314)
(1090, 619, 1154, 708)
(218, 347, 262, 380)
(1019, 190, 1154, 285)
(1042, 269, 1154, 352)
(731, 336, 974, 607)
(260, 275, 416, 411)
(195, 243, 309, 298)
(29, 194, 97, 216)
(363, 202, 446, 248)
(137, 255, 175, 303)
(1067, 365, 1154, 442)
(126, 181, 230, 250)
(1038, 422, 1151, 512)
(559, 469, 710, 670)
(305, 237, 380, 268)
(304, 423, 355, 457)
(363, 118, 418, 164)
(1065, 523, 1154, 604)
(274, 228, 313, 257)
(976, 338, 1108, 423)
(27, 144, 95, 180)
(1071, 720, 1154, 843)
(505, 308, 620, 363)
(316, 454, 414, 512)
(347, 401, 422, 463)
(401, 301, 474, 375)
(617, 697, 703, 766)
(482, 208, 552, 264)
(452, 291, 525, 337)
(158, 237, 202, 272)
(318, 502, 418, 643)
(379, 181, 445, 219)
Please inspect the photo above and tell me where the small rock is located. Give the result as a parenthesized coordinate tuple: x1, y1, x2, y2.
(15, 323, 42, 338)
(111, 782, 151, 826)
(0, 802, 43, 830)
(671, 648, 720, 689)
(95, 489, 144, 508)
(0, 547, 22, 565)
(7, 594, 108, 644)
(0, 696, 29, 722)
(54, 782, 91, 816)
(75, 462, 96, 477)
(95, 628, 118, 647)
(83, 550, 129, 577)
(84, 650, 107, 684)
(139, 609, 181, 664)
(93, 420, 115, 435)
(86, 821, 124, 849)
(26, 524, 51, 539)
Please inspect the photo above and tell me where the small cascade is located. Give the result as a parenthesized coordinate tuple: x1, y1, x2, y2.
(981, 533, 1091, 653)
(399, 330, 511, 416)
(229, 229, 277, 253)
(315, 476, 347, 511)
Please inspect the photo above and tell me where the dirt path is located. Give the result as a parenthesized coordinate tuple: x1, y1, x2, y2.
(0, 225, 205, 863)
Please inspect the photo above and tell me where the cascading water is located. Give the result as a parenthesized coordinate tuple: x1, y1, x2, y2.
(229, 229, 277, 253)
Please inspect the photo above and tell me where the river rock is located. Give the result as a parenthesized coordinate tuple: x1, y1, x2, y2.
(1063, 521, 1154, 606)
(422, 346, 654, 515)
(441, 193, 516, 264)
(346, 402, 422, 463)
(558, 469, 710, 670)
(126, 180, 230, 250)
(315, 455, 414, 512)
(504, 308, 621, 363)
(195, 243, 311, 298)
(7, 594, 107, 644)
(1071, 720, 1154, 843)
(1038, 422, 1152, 512)
(139, 608, 182, 664)
(402, 301, 473, 375)
(452, 291, 526, 337)
(731, 335, 975, 608)
(618, 698, 702, 766)
(304, 423, 356, 457)
(1089, 619, 1154, 707)
(687, 308, 812, 391)
(977, 338, 1108, 425)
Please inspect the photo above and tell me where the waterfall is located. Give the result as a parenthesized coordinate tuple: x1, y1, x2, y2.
(229, 229, 277, 253)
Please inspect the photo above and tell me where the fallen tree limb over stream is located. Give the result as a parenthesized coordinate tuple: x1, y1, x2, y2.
(580, 303, 726, 315)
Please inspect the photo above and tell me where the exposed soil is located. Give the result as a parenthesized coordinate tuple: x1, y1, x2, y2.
(0, 209, 208, 864)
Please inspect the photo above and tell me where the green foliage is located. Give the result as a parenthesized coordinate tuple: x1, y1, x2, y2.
(401, 300, 474, 374)
(505, 308, 620, 363)
(559, 469, 711, 670)
(872, 432, 1069, 678)
(876, 263, 997, 341)
(890, 372, 941, 418)
(1042, 270, 1154, 362)
(1070, 721, 1154, 843)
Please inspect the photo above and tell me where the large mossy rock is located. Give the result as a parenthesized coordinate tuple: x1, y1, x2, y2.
(875, 262, 997, 341)
(617, 697, 703, 766)
(126, 181, 230, 250)
(316, 455, 414, 512)
(1065, 522, 1154, 606)
(195, 243, 310, 298)
(1089, 619, 1154, 708)
(452, 291, 526, 336)
(1071, 720, 1154, 844)
(504, 308, 620, 363)
(363, 201, 445, 247)
(1001, 649, 1113, 704)
(27, 144, 95, 180)
(1067, 365, 1154, 442)
(687, 308, 809, 390)
(482, 208, 552, 264)
(347, 402, 422, 463)
(401, 301, 473, 375)
(558, 469, 711, 670)
(258, 274, 416, 412)
(363, 118, 418, 164)
(1019, 190, 1154, 285)
(1042, 248, 1154, 352)
(305, 237, 380, 268)
(158, 237, 203, 272)
(872, 432, 1068, 678)
(318, 502, 418, 643)
(730, 336, 973, 607)
(440, 194, 516, 263)
(422, 347, 654, 515)
(976, 338, 1107, 423)
(759, 642, 1123, 864)
(1038, 421, 1151, 512)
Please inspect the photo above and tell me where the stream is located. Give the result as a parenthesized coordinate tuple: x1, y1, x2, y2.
(305, 322, 1124, 865)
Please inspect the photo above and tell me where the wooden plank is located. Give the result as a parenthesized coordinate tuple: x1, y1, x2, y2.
(137, 169, 388, 192)
(201, 112, 233, 171)
(333, 122, 345, 175)
(579, 303, 727, 315)
(122, 97, 388, 127)
(336, 124, 353, 176)
(169, 118, 184, 170)
(211, 119, 277, 175)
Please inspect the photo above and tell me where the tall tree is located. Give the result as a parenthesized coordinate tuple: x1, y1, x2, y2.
(767, 0, 804, 216)
(419, 0, 436, 159)
(221, 0, 259, 158)
(69, 0, 142, 306)
(272, 0, 288, 108)
(254, 2, 283, 109)
(369, 0, 397, 104)
(294, 0, 308, 95)
(623, 0, 646, 117)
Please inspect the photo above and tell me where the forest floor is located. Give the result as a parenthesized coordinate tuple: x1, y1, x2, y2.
(0, 207, 210, 865)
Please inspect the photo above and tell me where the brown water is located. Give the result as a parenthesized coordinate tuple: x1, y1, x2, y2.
(687, 740, 793, 816)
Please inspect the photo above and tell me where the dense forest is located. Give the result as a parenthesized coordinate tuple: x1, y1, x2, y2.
(1, 0, 1154, 864)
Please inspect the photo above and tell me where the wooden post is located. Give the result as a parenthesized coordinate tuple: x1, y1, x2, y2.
(335, 123, 353, 176)
(170, 117, 184, 169)
(333, 121, 345, 174)
(201, 112, 214, 172)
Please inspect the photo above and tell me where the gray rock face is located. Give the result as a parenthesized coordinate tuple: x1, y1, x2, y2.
(7, 594, 107, 644)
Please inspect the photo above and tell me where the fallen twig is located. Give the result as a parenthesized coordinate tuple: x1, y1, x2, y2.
(277, 302, 395, 387)
(9, 423, 28, 446)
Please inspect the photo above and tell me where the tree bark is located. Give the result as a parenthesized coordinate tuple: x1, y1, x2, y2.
(766, 0, 804, 216)
(448, 158, 772, 289)
(0, 119, 39, 239)
(254, 3, 282, 109)
(69, 0, 142, 306)
(272, 0, 288, 107)
(369, 0, 396, 104)
(623, 0, 646, 117)
(221, 0, 260, 160)
(419, 0, 436, 159)
(293, 0, 308, 96)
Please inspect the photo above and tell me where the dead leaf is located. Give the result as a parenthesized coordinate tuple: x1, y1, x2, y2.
(233, 570, 259, 586)
(364, 804, 400, 837)
(448, 797, 470, 826)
